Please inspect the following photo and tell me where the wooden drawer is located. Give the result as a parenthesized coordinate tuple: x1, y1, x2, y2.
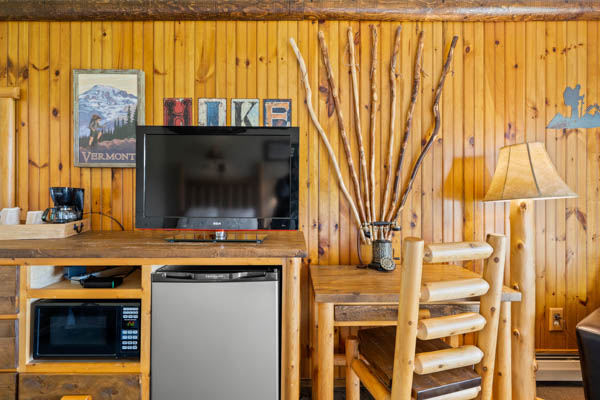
(0, 266, 18, 314)
(19, 374, 141, 400)
(0, 320, 16, 369)
(0, 373, 16, 400)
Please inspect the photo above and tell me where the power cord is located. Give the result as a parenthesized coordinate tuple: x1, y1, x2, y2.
(83, 211, 125, 231)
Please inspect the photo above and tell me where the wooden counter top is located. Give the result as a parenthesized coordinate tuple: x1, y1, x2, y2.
(310, 264, 521, 303)
(0, 230, 307, 264)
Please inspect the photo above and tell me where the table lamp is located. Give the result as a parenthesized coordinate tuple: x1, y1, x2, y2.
(484, 142, 577, 399)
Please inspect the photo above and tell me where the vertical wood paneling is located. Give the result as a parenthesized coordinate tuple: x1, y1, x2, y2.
(1, 20, 599, 375)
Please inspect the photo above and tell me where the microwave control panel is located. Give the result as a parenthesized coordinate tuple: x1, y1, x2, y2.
(120, 306, 140, 353)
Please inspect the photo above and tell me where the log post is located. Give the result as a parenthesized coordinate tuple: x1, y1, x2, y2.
(317, 302, 334, 400)
(475, 234, 507, 400)
(345, 336, 360, 400)
(0, 87, 20, 210)
(493, 302, 512, 400)
(510, 199, 537, 400)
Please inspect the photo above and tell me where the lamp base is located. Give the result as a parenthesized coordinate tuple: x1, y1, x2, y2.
(510, 198, 537, 399)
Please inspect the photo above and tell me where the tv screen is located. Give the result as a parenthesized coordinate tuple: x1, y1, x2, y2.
(136, 126, 299, 230)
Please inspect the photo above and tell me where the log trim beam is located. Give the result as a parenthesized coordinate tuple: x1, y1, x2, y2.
(0, 0, 599, 21)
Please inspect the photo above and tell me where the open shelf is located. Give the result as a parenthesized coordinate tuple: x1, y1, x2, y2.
(27, 269, 143, 299)
(24, 360, 141, 374)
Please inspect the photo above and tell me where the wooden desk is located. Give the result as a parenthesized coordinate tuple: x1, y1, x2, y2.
(309, 264, 521, 400)
(0, 230, 306, 400)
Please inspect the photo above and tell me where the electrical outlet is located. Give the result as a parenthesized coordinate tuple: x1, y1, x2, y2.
(549, 307, 564, 331)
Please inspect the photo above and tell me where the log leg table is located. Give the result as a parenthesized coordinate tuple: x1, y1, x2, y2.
(309, 264, 522, 400)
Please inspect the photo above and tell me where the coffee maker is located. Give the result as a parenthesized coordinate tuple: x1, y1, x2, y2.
(42, 187, 84, 223)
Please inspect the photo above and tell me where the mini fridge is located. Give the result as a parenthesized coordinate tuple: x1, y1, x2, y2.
(151, 265, 280, 400)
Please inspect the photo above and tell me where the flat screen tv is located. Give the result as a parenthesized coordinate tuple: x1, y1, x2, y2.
(136, 126, 299, 231)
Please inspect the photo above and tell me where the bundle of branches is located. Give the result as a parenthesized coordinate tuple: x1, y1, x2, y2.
(290, 26, 458, 243)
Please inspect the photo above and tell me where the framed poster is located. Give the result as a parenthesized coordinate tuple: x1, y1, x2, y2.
(73, 69, 145, 167)
(164, 98, 193, 126)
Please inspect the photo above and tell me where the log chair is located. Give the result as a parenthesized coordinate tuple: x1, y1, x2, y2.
(346, 234, 507, 400)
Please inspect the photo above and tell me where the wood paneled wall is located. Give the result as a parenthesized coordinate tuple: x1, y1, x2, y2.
(1, 20, 598, 377)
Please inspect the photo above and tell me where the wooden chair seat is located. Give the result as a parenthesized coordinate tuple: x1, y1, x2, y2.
(358, 327, 481, 400)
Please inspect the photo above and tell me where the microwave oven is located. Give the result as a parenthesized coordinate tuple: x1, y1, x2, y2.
(32, 299, 140, 360)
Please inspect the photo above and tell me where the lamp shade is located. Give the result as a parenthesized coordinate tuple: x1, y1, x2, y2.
(484, 142, 577, 202)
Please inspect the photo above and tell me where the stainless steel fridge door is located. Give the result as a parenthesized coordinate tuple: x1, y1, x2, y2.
(151, 280, 279, 400)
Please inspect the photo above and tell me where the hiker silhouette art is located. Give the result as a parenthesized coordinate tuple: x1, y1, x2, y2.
(547, 84, 600, 129)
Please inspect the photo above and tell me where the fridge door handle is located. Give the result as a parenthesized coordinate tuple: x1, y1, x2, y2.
(231, 271, 267, 280)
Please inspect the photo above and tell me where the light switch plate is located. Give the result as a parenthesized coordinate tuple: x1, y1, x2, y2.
(549, 307, 564, 331)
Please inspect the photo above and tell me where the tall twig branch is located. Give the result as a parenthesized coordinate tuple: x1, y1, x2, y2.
(390, 35, 459, 229)
(368, 24, 378, 235)
(380, 25, 402, 222)
(385, 30, 425, 222)
(318, 31, 367, 226)
(289, 37, 367, 243)
(347, 26, 372, 237)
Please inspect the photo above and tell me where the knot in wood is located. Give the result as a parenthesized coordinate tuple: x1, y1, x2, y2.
(482, 366, 488, 372)
(513, 329, 520, 338)
(493, 257, 499, 263)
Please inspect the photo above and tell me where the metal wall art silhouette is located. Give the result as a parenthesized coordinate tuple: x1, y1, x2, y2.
(547, 85, 600, 129)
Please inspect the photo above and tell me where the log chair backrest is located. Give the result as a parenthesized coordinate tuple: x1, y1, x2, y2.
(389, 234, 507, 400)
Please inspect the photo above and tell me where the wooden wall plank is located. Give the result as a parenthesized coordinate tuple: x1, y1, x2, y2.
(59, 22, 71, 188)
(16, 21, 29, 214)
(101, 21, 113, 231)
(463, 22, 474, 269)
(432, 21, 443, 245)
(318, 21, 330, 265)
(473, 21, 485, 272)
(3, 22, 599, 379)
(565, 21, 578, 349)
(534, 20, 547, 348)
(544, 20, 558, 350)
(576, 20, 588, 342)
(28, 22, 40, 212)
(38, 22, 50, 210)
(586, 21, 600, 338)
(49, 22, 61, 194)
(552, 20, 568, 350)
(0, 23, 6, 87)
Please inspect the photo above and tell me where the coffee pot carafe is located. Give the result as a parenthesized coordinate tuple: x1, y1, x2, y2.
(42, 187, 84, 223)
